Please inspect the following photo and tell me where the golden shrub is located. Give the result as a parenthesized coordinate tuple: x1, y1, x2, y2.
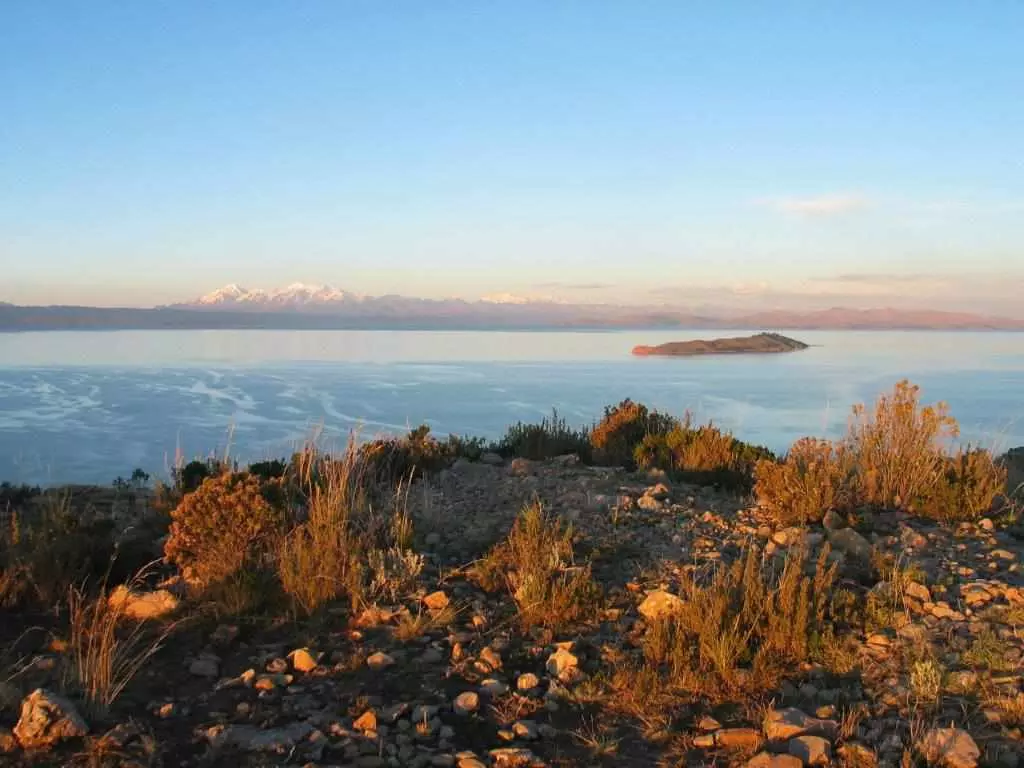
(755, 438, 850, 525)
(164, 472, 285, 590)
(591, 400, 677, 468)
(912, 447, 1007, 522)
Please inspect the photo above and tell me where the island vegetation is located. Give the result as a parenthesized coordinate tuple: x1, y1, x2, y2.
(0, 381, 1022, 767)
(632, 332, 809, 357)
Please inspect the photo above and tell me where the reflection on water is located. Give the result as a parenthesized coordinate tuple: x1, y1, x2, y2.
(1, 329, 1022, 484)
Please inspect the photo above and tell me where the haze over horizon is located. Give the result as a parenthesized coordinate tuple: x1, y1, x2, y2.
(3, 2, 1023, 315)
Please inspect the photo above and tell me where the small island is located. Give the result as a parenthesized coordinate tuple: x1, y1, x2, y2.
(632, 332, 809, 357)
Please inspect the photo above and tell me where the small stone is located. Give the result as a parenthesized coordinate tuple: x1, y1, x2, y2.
(516, 673, 541, 692)
(716, 728, 762, 750)
(698, 715, 722, 731)
(826, 527, 873, 563)
(478, 646, 503, 671)
(545, 647, 580, 682)
(638, 590, 683, 620)
(188, 654, 220, 678)
(512, 720, 539, 740)
(289, 647, 320, 673)
(919, 728, 980, 768)
(763, 708, 838, 742)
(107, 585, 179, 620)
(354, 710, 378, 731)
(693, 733, 716, 748)
(13, 689, 88, 749)
(210, 624, 239, 647)
(367, 652, 395, 671)
(480, 678, 509, 696)
(905, 581, 931, 602)
(424, 591, 450, 611)
(789, 735, 831, 766)
(453, 692, 480, 716)
(746, 753, 804, 768)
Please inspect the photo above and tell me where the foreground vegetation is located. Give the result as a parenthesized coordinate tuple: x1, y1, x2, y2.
(0, 380, 1022, 767)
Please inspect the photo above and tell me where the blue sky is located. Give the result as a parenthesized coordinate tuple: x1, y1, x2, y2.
(2, 2, 1022, 314)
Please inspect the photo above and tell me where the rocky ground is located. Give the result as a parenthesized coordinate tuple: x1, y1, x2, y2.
(1, 454, 1022, 767)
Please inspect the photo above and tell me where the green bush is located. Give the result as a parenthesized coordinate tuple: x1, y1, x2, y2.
(591, 400, 678, 468)
(496, 409, 591, 461)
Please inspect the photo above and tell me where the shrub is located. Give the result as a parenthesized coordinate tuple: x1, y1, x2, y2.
(846, 380, 958, 509)
(474, 502, 599, 631)
(0, 494, 121, 608)
(277, 443, 423, 616)
(172, 458, 230, 495)
(912, 447, 1007, 522)
(755, 438, 851, 524)
(635, 416, 776, 490)
(164, 471, 285, 590)
(638, 545, 838, 700)
(497, 409, 591, 461)
(359, 425, 464, 483)
(591, 400, 678, 468)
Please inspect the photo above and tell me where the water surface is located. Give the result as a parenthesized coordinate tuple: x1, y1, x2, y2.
(1, 329, 1021, 485)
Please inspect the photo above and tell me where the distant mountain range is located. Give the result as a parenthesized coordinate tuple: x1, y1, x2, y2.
(1, 283, 1022, 331)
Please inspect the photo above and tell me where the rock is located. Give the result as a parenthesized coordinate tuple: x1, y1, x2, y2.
(637, 495, 663, 512)
(480, 679, 509, 696)
(206, 721, 315, 752)
(289, 647, 321, 673)
(354, 710, 378, 731)
(789, 735, 831, 766)
(107, 585, 180, 620)
(822, 510, 845, 531)
(189, 654, 221, 678)
(210, 624, 239, 647)
(716, 727, 762, 749)
(905, 581, 931, 602)
(546, 647, 583, 683)
(826, 528, 873, 563)
(746, 753, 804, 768)
(480, 452, 504, 466)
(919, 728, 980, 768)
(638, 589, 684, 621)
(490, 746, 542, 766)
(763, 708, 838, 742)
(516, 673, 541, 692)
(478, 646, 503, 671)
(423, 591, 450, 611)
(367, 652, 395, 671)
(512, 720, 539, 740)
(453, 692, 480, 716)
(509, 459, 533, 477)
(13, 689, 88, 749)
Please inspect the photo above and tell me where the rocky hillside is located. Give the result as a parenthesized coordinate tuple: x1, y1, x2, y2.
(1, 453, 1022, 768)
(632, 332, 809, 357)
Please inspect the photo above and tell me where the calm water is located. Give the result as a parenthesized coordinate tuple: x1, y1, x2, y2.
(1, 329, 1022, 485)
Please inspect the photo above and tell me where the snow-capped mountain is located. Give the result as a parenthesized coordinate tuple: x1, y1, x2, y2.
(186, 283, 362, 311)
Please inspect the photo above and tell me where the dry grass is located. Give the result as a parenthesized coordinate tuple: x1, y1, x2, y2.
(755, 437, 852, 524)
(474, 502, 600, 631)
(633, 545, 838, 701)
(65, 577, 175, 717)
(277, 442, 425, 616)
(756, 380, 1007, 525)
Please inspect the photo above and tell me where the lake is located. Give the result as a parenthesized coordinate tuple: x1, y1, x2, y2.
(1, 329, 1022, 485)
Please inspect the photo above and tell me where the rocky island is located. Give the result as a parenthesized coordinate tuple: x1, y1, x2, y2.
(632, 331, 809, 357)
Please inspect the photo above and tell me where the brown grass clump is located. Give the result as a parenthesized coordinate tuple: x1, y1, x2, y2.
(164, 471, 285, 590)
(755, 438, 851, 524)
(638, 546, 838, 700)
(65, 579, 175, 716)
(277, 443, 423, 616)
(475, 502, 599, 631)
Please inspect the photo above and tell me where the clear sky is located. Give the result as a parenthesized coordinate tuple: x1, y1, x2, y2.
(2, 2, 1023, 315)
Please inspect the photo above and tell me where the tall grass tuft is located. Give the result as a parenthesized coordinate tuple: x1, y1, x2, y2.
(65, 576, 175, 717)
(496, 409, 592, 461)
(474, 502, 599, 631)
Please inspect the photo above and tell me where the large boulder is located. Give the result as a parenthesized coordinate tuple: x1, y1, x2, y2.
(13, 689, 88, 749)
